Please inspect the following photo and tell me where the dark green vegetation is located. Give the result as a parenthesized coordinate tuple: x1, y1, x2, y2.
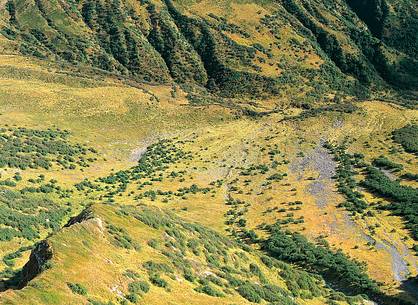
(372, 156, 404, 172)
(0, 189, 70, 242)
(0, 127, 97, 170)
(401, 173, 418, 182)
(264, 224, 380, 299)
(106, 224, 141, 251)
(121, 205, 303, 301)
(220, 141, 414, 303)
(0, 188, 70, 281)
(361, 167, 418, 242)
(1, 0, 417, 103)
(291, 103, 359, 121)
(345, 0, 418, 58)
(0, 0, 416, 302)
(325, 142, 368, 213)
(75, 139, 193, 204)
(115, 205, 364, 305)
(0, 124, 415, 304)
(67, 282, 88, 296)
(327, 140, 418, 247)
(2, 246, 33, 268)
(0, 127, 90, 285)
(280, 0, 418, 90)
(263, 224, 417, 305)
(392, 125, 418, 155)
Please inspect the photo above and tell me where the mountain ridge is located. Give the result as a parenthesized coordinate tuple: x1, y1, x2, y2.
(0, 1, 417, 305)
(1, 0, 417, 102)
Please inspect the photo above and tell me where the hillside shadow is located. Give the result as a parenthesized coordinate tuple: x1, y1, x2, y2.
(398, 275, 418, 304)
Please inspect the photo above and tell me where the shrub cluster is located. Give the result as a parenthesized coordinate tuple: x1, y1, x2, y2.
(0, 127, 97, 170)
(264, 224, 380, 298)
(325, 142, 367, 213)
(0, 189, 70, 242)
(392, 124, 418, 155)
(361, 166, 418, 241)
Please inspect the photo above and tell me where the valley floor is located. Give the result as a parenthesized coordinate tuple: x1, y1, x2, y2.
(0, 55, 416, 305)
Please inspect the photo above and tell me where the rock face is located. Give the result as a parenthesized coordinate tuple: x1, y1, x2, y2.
(11, 209, 99, 289)
(18, 240, 53, 289)
(64, 207, 94, 228)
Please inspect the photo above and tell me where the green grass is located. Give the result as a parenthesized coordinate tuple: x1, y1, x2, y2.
(0, 28, 416, 305)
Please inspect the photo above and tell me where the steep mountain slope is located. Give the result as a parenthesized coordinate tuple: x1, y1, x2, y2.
(0, 204, 366, 305)
(0, 0, 417, 102)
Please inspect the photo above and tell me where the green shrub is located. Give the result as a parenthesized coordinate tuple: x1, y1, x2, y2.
(0, 127, 97, 170)
(264, 224, 380, 298)
(361, 166, 418, 241)
(125, 293, 138, 303)
(372, 156, 403, 171)
(392, 124, 418, 154)
(149, 274, 168, 288)
(195, 284, 224, 297)
(237, 283, 262, 303)
(67, 282, 88, 295)
(128, 281, 150, 294)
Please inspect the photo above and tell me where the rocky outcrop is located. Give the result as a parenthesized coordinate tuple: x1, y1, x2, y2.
(64, 207, 94, 228)
(17, 240, 53, 289)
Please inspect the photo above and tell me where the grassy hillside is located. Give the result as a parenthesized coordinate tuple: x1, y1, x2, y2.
(0, 0, 417, 103)
(0, 54, 416, 304)
(0, 1, 416, 304)
(0, 204, 367, 305)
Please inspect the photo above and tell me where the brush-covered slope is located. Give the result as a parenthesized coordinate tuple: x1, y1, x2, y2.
(0, 0, 417, 102)
(0, 204, 365, 305)
(0, 55, 416, 305)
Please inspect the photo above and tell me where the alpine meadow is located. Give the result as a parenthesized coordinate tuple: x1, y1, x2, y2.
(0, 0, 417, 305)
